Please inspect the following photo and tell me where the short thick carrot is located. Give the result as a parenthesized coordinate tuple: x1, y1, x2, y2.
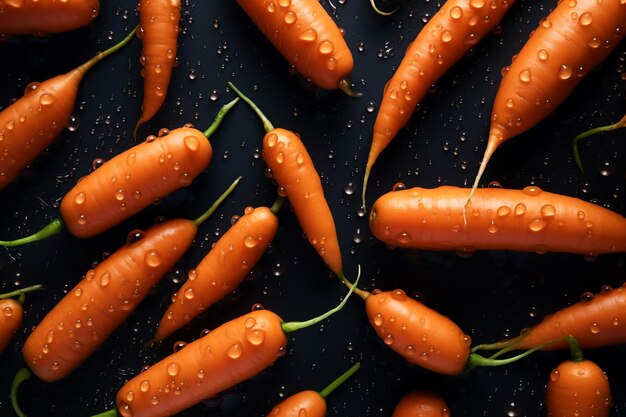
(369, 185, 626, 255)
(235, 0, 358, 96)
(0, 0, 99, 36)
(362, 0, 517, 208)
(21, 179, 239, 382)
(391, 391, 450, 417)
(0, 28, 136, 192)
(134, 0, 181, 136)
(0, 285, 43, 353)
(468, 0, 626, 202)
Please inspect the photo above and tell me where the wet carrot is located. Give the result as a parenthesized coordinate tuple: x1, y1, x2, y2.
(235, 0, 359, 96)
(21, 178, 240, 382)
(573, 111, 626, 172)
(468, 0, 626, 204)
(0, 27, 137, 192)
(391, 391, 450, 417)
(362, 0, 516, 208)
(0, 98, 239, 246)
(369, 185, 626, 255)
(0, 285, 43, 353)
(134, 0, 181, 136)
(0, 0, 100, 36)
(154, 198, 284, 342)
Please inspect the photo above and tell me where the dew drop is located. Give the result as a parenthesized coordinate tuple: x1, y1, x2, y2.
(39, 94, 55, 106)
(590, 322, 600, 334)
(450, 6, 463, 19)
(145, 250, 162, 267)
(227, 343, 243, 359)
(540, 204, 556, 217)
(283, 11, 296, 24)
(558, 64, 573, 80)
(183, 135, 199, 151)
(528, 218, 547, 232)
(579, 12, 593, 26)
(246, 329, 266, 345)
(519, 69, 532, 83)
(244, 235, 258, 248)
(140, 380, 150, 392)
(74, 192, 86, 205)
(166, 362, 180, 376)
(299, 29, 317, 42)
(537, 49, 549, 61)
(100, 272, 111, 287)
(318, 40, 334, 55)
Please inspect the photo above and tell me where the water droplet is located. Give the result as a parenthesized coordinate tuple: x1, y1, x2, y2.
(579, 12, 592, 26)
(267, 1, 275, 12)
(469, 0, 485, 8)
(537, 49, 549, 61)
(528, 218, 547, 232)
(373, 313, 383, 326)
(283, 11, 296, 24)
(558, 64, 573, 80)
(166, 362, 180, 376)
(550, 369, 560, 381)
(39, 94, 55, 106)
(244, 235, 258, 248)
(318, 40, 334, 55)
(514, 203, 527, 216)
(227, 343, 243, 359)
(145, 250, 162, 267)
(127, 230, 145, 245)
(497, 206, 511, 217)
(441, 30, 453, 43)
(540, 204, 556, 217)
(299, 29, 317, 42)
(74, 192, 86, 205)
(126, 391, 135, 402)
(519, 69, 532, 83)
(450, 6, 463, 19)
(140, 380, 150, 392)
(246, 329, 266, 345)
(100, 272, 111, 287)
(590, 322, 600, 334)
(384, 334, 394, 345)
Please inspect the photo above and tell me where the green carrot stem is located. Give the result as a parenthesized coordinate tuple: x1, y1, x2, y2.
(337, 79, 362, 98)
(203, 97, 240, 138)
(471, 333, 526, 354)
(11, 368, 31, 417)
(319, 362, 361, 399)
(0, 219, 64, 247)
(227, 82, 275, 133)
(270, 196, 287, 214)
(573, 115, 626, 172)
(77, 25, 138, 75)
(0, 285, 44, 302)
(337, 268, 370, 300)
(90, 409, 119, 417)
(565, 335, 584, 363)
(192, 177, 242, 227)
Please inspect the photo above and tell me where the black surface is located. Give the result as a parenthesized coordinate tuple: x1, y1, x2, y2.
(1, 1, 625, 416)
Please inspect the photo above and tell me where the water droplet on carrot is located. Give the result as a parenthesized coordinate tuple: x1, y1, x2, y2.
(319, 40, 334, 55)
(145, 250, 162, 267)
(278, 0, 290, 6)
(227, 343, 243, 359)
(178, 172, 192, 186)
(537, 49, 549, 61)
(244, 236, 258, 248)
(373, 313, 383, 326)
(266, 133, 278, 147)
(39, 94, 55, 106)
(469, 0, 485, 8)
(441, 30, 453, 43)
(391, 289, 406, 300)
(450, 5, 463, 19)
(384, 334, 394, 345)
(100, 272, 111, 287)
(522, 186, 542, 196)
(298, 409, 307, 417)
(299, 29, 317, 42)
(590, 322, 600, 334)
(74, 192, 86, 205)
(267, 2, 275, 12)
(246, 329, 266, 345)
(579, 12, 593, 26)
(244, 317, 257, 329)
(283, 11, 296, 24)
(519, 69, 532, 83)
(126, 391, 135, 402)
(115, 189, 125, 201)
(540, 204, 556, 217)
(528, 218, 547, 232)
(167, 362, 180, 376)
(497, 206, 511, 217)
(558, 64, 573, 80)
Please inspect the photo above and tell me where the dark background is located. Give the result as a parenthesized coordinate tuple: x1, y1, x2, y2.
(1, 0, 625, 416)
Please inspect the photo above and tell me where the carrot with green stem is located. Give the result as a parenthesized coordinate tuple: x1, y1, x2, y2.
(21, 177, 240, 382)
(573, 111, 626, 172)
(0, 26, 137, 192)
(0, 98, 239, 246)
(154, 197, 285, 342)
(467, 0, 626, 206)
(0, 285, 43, 353)
(391, 391, 450, 417)
(228, 82, 350, 282)
(361, 0, 517, 209)
(0, 0, 100, 36)
(265, 362, 360, 417)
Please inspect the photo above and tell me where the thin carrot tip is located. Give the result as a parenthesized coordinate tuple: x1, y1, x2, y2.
(338, 79, 362, 98)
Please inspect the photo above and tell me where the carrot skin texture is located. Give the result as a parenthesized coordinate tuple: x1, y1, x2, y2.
(266, 390, 326, 417)
(0, 0, 99, 36)
(116, 309, 288, 417)
(154, 205, 279, 342)
(391, 391, 450, 417)
(0, 299, 23, 353)
(365, 289, 471, 375)
(22, 219, 197, 382)
(369, 186, 626, 254)
(235, 0, 354, 91)
(262, 128, 343, 275)
(59, 126, 211, 238)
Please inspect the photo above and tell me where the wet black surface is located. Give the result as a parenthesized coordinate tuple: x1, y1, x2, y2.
(1, 1, 625, 416)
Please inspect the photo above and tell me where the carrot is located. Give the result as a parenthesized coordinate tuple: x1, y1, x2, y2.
(228, 82, 348, 280)
(235, 0, 359, 96)
(265, 362, 360, 417)
(0, 27, 136, 192)
(21, 178, 240, 382)
(134, 0, 181, 137)
(0, 98, 239, 246)
(545, 336, 612, 417)
(89, 276, 359, 417)
(0, 285, 43, 353)
(467, 0, 626, 205)
(573, 111, 626, 172)
(0, 0, 100, 36)
(369, 185, 626, 255)
(361, 0, 517, 208)
(153, 197, 284, 342)
(391, 391, 450, 417)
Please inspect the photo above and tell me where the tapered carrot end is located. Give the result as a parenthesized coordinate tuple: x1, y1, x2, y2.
(465, 134, 500, 220)
(361, 163, 372, 211)
(133, 118, 145, 142)
(338, 79, 362, 98)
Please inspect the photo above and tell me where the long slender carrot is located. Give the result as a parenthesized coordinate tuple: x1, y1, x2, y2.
(573, 111, 626, 172)
(362, 0, 517, 208)
(369, 185, 626, 255)
(0, 98, 239, 246)
(134, 0, 181, 137)
(391, 391, 450, 417)
(0, 27, 137, 192)
(0, 285, 43, 353)
(235, 0, 359, 96)
(153, 198, 284, 342)
(21, 178, 240, 382)
(467, 0, 626, 204)
(228, 82, 348, 280)
(0, 0, 100, 36)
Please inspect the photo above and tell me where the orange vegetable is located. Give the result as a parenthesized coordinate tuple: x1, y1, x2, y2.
(573, 111, 626, 172)
(0, 0, 99, 36)
(0, 28, 136, 192)
(21, 178, 239, 382)
(0, 285, 42, 353)
(391, 391, 450, 417)
(369, 185, 626, 255)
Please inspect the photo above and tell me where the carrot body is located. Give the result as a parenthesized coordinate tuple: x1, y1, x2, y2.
(135, 0, 181, 135)
(0, 0, 99, 36)
(263, 128, 343, 275)
(391, 391, 450, 417)
(369, 185, 626, 255)
(470, 0, 626, 195)
(22, 219, 197, 382)
(59, 126, 211, 238)
(116, 309, 288, 417)
(363, 0, 516, 206)
(154, 205, 279, 342)
(235, 0, 355, 93)
(0, 299, 23, 353)
(0, 29, 135, 191)
(267, 390, 326, 417)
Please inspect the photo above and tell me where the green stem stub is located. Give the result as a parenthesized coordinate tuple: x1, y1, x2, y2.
(0, 284, 44, 302)
(203, 97, 240, 138)
(319, 362, 361, 399)
(0, 218, 64, 247)
(192, 176, 242, 227)
(11, 368, 31, 417)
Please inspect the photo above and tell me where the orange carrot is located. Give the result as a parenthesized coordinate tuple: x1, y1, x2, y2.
(21, 178, 239, 382)
(391, 391, 450, 417)
(0, 98, 239, 246)
(0, 0, 100, 36)
(369, 185, 626, 255)
(546, 336, 612, 417)
(573, 111, 626, 172)
(362, 0, 517, 208)
(0, 285, 43, 353)
(235, 0, 359, 96)
(468, 0, 626, 204)
(265, 362, 360, 417)
(0, 27, 136, 192)
(134, 0, 181, 136)
(229, 82, 348, 279)
(154, 198, 283, 342)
